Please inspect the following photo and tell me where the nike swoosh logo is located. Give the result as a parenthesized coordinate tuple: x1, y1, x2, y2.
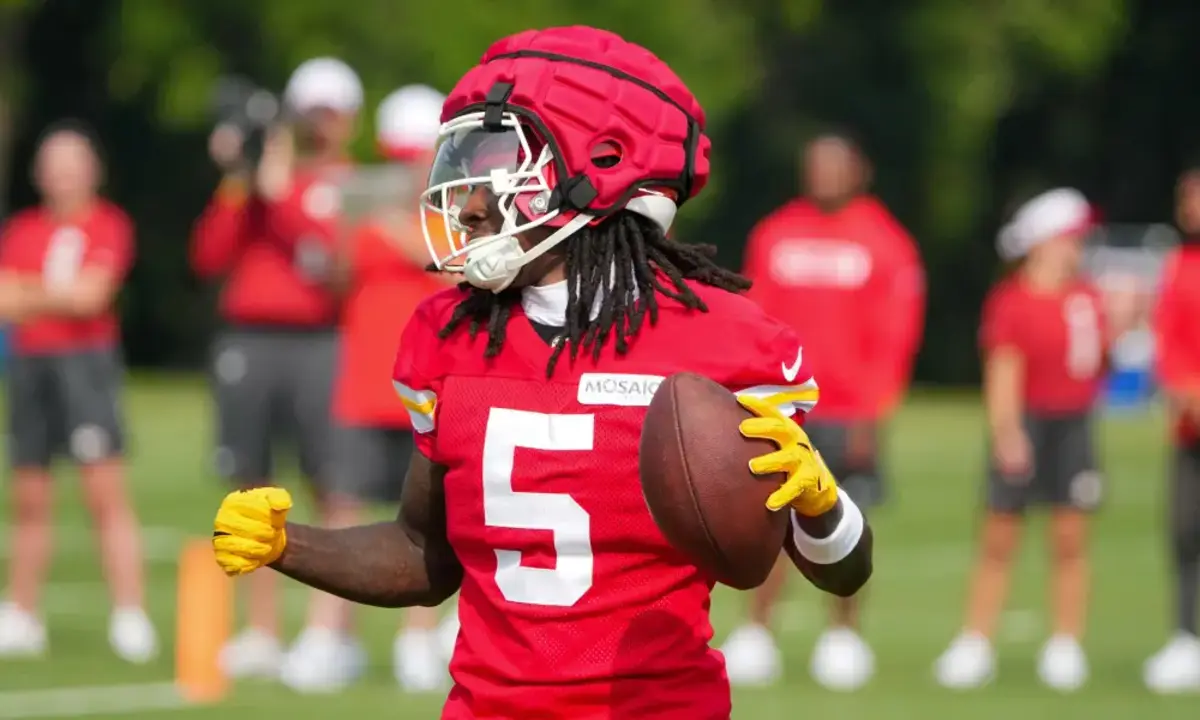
(781, 347, 804, 382)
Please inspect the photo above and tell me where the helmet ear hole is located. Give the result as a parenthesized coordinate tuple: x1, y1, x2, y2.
(590, 140, 622, 169)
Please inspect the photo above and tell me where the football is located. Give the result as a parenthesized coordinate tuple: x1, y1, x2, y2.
(639, 372, 789, 590)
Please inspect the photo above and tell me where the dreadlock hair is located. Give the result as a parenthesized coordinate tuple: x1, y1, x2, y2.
(439, 211, 752, 377)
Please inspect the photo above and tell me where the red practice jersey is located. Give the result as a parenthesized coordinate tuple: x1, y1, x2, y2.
(392, 281, 818, 720)
(980, 276, 1107, 414)
(1153, 244, 1200, 443)
(189, 167, 348, 327)
(0, 201, 134, 355)
(743, 196, 924, 421)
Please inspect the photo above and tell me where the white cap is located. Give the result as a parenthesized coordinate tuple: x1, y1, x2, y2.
(284, 57, 363, 115)
(376, 84, 446, 160)
(997, 187, 1093, 261)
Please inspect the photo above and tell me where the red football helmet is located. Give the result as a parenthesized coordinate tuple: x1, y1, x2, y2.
(419, 26, 710, 291)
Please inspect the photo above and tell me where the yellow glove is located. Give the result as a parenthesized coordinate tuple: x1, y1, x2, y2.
(737, 395, 838, 516)
(212, 487, 293, 577)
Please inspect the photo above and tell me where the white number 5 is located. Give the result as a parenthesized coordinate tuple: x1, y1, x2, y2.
(482, 408, 594, 607)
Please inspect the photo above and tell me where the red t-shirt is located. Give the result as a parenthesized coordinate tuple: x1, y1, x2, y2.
(1153, 245, 1200, 443)
(189, 167, 348, 327)
(0, 202, 134, 355)
(392, 281, 818, 720)
(333, 219, 448, 427)
(980, 276, 1107, 414)
(742, 196, 925, 421)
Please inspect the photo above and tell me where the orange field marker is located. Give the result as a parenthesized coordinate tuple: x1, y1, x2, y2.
(174, 539, 232, 704)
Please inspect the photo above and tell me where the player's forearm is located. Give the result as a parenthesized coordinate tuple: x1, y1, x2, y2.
(987, 399, 1024, 444)
(0, 281, 31, 323)
(786, 495, 873, 598)
(34, 287, 109, 318)
(271, 521, 460, 608)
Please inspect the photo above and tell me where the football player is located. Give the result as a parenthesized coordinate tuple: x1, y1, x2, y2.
(934, 188, 1130, 691)
(211, 26, 873, 719)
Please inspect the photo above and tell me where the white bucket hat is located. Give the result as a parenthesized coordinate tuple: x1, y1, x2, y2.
(284, 57, 364, 115)
(997, 187, 1093, 261)
(376, 84, 445, 161)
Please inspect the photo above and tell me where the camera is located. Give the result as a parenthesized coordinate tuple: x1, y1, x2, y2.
(211, 75, 283, 170)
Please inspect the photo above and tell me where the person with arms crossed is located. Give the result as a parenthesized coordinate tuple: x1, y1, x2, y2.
(330, 84, 459, 692)
(1144, 167, 1200, 693)
(726, 132, 924, 690)
(209, 26, 873, 719)
(0, 122, 154, 662)
(190, 58, 362, 685)
(934, 188, 1130, 691)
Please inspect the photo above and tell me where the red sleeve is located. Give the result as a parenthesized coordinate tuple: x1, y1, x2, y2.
(979, 283, 1021, 352)
(190, 184, 248, 278)
(727, 314, 818, 422)
(85, 206, 134, 279)
(861, 229, 926, 416)
(391, 298, 447, 462)
(1154, 252, 1193, 391)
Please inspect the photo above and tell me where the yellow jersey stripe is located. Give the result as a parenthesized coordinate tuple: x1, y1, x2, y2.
(736, 380, 820, 416)
(392, 380, 438, 434)
(399, 394, 436, 417)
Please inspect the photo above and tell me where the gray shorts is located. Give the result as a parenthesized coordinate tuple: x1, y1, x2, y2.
(805, 421, 885, 508)
(209, 328, 336, 485)
(987, 411, 1102, 514)
(6, 348, 126, 468)
(329, 425, 414, 503)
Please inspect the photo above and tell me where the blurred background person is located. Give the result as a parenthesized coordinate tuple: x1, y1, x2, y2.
(327, 84, 458, 692)
(0, 121, 152, 662)
(188, 57, 362, 685)
(1144, 167, 1200, 693)
(726, 132, 925, 690)
(934, 188, 1132, 691)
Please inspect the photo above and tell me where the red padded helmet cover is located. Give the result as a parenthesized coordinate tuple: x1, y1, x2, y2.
(441, 26, 710, 216)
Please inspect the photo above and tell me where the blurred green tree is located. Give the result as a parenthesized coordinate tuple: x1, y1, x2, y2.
(107, 0, 760, 157)
(907, 0, 1127, 242)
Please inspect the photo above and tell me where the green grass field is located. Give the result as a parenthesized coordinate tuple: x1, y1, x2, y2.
(0, 378, 1193, 718)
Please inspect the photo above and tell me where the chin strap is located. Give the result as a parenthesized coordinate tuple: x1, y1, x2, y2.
(508, 213, 594, 270)
(465, 213, 594, 293)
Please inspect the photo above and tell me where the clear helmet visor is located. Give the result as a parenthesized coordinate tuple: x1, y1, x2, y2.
(418, 113, 557, 276)
(425, 125, 523, 227)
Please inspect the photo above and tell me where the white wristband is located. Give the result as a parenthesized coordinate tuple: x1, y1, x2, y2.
(790, 492, 864, 565)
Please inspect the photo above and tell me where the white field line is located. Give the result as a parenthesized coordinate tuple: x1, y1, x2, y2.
(0, 525, 186, 562)
(0, 682, 192, 718)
